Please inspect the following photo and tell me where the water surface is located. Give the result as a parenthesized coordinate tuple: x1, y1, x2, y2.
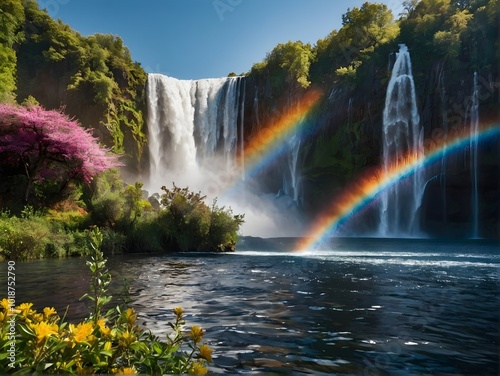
(4, 238, 499, 375)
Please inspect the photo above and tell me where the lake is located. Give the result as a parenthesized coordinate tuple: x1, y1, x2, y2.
(3, 237, 499, 375)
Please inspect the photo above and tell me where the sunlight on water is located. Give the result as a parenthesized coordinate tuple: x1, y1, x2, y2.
(4, 238, 499, 374)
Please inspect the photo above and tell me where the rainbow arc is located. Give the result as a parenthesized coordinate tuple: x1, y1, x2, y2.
(296, 123, 500, 251)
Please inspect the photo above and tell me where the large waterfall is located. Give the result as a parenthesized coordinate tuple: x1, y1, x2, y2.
(379, 44, 424, 237)
(146, 74, 243, 193)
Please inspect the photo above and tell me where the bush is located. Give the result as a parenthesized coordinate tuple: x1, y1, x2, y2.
(157, 184, 244, 252)
(0, 207, 90, 261)
(0, 228, 212, 374)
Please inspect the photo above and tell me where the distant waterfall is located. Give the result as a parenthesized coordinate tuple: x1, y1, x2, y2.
(470, 72, 480, 238)
(146, 74, 243, 192)
(283, 135, 302, 205)
(379, 44, 424, 237)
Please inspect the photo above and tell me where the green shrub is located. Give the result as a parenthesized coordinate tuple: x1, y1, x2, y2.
(158, 184, 244, 252)
(0, 207, 90, 260)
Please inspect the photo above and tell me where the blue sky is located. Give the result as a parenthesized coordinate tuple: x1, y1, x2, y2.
(45, 0, 404, 80)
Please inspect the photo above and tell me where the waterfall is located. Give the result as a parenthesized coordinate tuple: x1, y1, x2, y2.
(284, 135, 302, 205)
(379, 44, 424, 237)
(239, 79, 246, 179)
(146, 73, 243, 193)
(470, 72, 479, 238)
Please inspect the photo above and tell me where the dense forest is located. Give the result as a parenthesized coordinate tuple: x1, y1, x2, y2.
(0, 0, 499, 260)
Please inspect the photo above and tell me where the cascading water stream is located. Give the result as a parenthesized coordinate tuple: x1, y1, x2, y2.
(146, 74, 242, 193)
(470, 72, 479, 238)
(285, 135, 302, 205)
(379, 44, 424, 237)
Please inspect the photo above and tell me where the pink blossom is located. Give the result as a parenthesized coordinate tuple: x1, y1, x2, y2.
(0, 104, 121, 188)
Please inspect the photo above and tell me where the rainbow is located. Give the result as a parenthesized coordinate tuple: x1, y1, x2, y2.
(296, 123, 500, 251)
(238, 89, 323, 177)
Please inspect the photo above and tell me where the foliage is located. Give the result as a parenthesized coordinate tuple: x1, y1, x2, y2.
(157, 184, 244, 252)
(250, 41, 314, 90)
(310, 2, 399, 84)
(0, 228, 212, 374)
(11, 1, 148, 160)
(82, 169, 152, 231)
(0, 0, 24, 102)
(0, 103, 121, 204)
(0, 207, 88, 260)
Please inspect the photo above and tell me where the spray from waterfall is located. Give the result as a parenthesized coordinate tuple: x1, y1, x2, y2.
(379, 44, 424, 237)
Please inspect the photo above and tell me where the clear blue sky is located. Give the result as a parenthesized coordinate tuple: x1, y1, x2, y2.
(45, 0, 404, 80)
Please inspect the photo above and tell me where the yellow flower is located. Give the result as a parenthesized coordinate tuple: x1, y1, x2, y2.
(119, 330, 136, 347)
(70, 322, 95, 343)
(43, 307, 57, 319)
(31, 313, 44, 323)
(30, 321, 58, 343)
(190, 362, 208, 375)
(173, 306, 183, 318)
(97, 317, 111, 336)
(190, 325, 204, 344)
(16, 303, 33, 317)
(198, 344, 213, 362)
(123, 308, 136, 325)
(1, 298, 10, 311)
(114, 367, 137, 374)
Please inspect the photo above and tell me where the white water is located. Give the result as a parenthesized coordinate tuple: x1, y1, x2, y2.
(146, 74, 242, 193)
(379, 44, 424, 237)
(470, 72, 479, 238)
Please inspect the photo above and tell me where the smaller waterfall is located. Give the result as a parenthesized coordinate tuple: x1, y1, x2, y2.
(286, 135, 302, 205)
(470, 72, 480, 238)
(239, 80, 246, 179)
(379, 44, 424, 237)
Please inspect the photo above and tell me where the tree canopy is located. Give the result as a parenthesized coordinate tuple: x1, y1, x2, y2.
(0, 103, 121, 203)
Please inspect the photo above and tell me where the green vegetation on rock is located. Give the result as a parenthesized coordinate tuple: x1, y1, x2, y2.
(1, 0, 148, 164)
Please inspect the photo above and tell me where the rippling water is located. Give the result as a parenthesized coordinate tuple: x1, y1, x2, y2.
(3, 238, 499, 375)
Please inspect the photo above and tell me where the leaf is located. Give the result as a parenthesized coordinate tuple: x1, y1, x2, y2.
(130, 341, 149, 353)
(17, 324, 35, 337)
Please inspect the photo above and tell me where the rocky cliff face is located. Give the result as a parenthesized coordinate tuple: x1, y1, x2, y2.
(242, 50, 499, 238)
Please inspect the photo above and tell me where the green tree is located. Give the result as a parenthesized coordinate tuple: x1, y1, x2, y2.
(310, 2, 398, 84)
(334, 2, 399, 78)
(433, 9, 473, 60)
(0, 0, 25, 102)
(250, 41, 314, 90)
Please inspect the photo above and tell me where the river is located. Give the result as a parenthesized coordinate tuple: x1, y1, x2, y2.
(3, 237, 499, 375)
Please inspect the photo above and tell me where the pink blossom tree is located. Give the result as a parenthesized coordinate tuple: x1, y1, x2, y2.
(0, 103, 121, 203)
